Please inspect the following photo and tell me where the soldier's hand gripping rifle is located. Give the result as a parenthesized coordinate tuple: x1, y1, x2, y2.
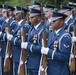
(4, 7, 12, 72)
(38, 4, 47, 75)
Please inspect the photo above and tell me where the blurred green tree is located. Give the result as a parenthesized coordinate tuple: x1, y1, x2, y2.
(0, 0, 76, 8)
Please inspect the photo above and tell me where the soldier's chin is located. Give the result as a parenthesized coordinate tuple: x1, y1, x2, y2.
(45, 16, 48, 19)
(52, 24, 55, 28)
(52, 25, 57, 30)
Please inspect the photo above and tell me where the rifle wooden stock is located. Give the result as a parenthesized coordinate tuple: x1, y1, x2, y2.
(4, 25, 12, 72)
(19, 63, 25, 75)
(73, 26, 76, 55)
(70, 25, 76, 71)
(70, 58, 75, 71)
(18, 27, 27, 75)
(40, 30, 47, 75)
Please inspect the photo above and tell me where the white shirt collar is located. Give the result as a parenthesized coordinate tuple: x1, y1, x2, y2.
(55, 28, 62, 34)
(18, 19, 23, 25)
(10, 16, 14, 19)
(70, 15, 73, 18)
(6, 18, 9, 23)
(34, 22, 41, 29)
(48, 18, 52, 23)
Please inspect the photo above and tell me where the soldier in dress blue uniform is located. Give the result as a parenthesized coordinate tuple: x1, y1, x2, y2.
(0, 4, 18, 75)
(60, 5, 73, 32)
(41, 11, 72, 75)
(7, 6, 30, 75)
(28, 1, 41, 26)
(66, 2, 76, 35)
(43, 4, 55, 31)
(21, 8, 48, 75)
(0, 4, 11, 75)
(6, 5, 18, 33)
(67, 2, 76, 13)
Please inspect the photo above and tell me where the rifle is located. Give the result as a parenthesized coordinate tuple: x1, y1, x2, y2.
(39, 30, 47, 75)
(18, 26, 27, 75)
(70, 2, 76, 75)
(4, 5, 12, 72)
(38, 4, 47, 75)
(18, 6, 27, 75)
(69, 4, 76, 73)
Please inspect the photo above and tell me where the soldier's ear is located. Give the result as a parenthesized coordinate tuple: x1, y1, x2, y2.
(60, 19, 65, 25)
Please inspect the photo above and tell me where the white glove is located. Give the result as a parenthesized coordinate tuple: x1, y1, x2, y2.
(21, 42, 28, 49)
(0, 32, 2, 36)
(72, 36, 76, 42)
(7, 33, 13, 40)
(41, 47, 49, 55)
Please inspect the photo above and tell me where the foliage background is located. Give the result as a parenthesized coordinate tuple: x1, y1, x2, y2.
(0, 0, 76, 9)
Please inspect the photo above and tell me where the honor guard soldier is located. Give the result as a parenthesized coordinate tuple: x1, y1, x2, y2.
(28, 1, 41, 26)
(60, 5, 73, 32)
(7, 6, 30, 75)
(43, 4, 55, 31)
(41, 11, 72, 75)
(0, 4, 17, 75)
(21, 8, 48, 75)
(32, 1, 41, 10)
(67, 2, 76, 20)
(67, 2, 76, 35)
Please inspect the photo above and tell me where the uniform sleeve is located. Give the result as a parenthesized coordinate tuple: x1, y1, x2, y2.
(27, 43, 41, 53)
(26, 31, 42, 53)
(47, 35, 72, 62)
(27, 29, 49, 53)
(11, 25, 30, 46)
(11, 37, 21, 46)
(0, 32, 7, 41)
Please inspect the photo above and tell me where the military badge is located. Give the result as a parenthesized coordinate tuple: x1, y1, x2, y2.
(17, 30, 21, 38)
(33, 34, 37, 43)
(64, 44, 69, 48)
(54, 40, 58, 50)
